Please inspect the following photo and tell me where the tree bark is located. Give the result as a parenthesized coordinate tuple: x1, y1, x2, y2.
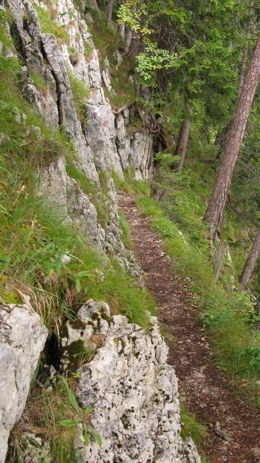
(240, 228, 260, 289)
(106, 0, 114, 25)
(175, 105, 192, 173)
(204, 37, 260, 238)
(91, 0, 101, 17)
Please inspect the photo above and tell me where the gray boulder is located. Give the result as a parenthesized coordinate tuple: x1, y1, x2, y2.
(0, 304, 48, 462)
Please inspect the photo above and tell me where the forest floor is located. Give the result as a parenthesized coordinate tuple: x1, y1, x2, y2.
(119, 193, 259, 463)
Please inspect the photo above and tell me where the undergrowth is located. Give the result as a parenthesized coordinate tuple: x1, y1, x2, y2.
(0, 154, 154, 329)
(67, 69, 90, 122)
(86, 15, 136, 110)
(180, 404, 208, 447)
(35, 6, 69, 43)
(11, 376, 100, 463)
(0, 36, 155, 332)
(115, 161, 259, 396)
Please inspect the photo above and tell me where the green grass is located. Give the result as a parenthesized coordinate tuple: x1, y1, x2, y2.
(0, 154, 155, 329)
(0, 54, 76, 169)
(180, 404, 208, 446)
(112, 168, 150, 197)
(12, 376, 94, 463)
(86, 17, 122, 62)
(88, 259, 155, 327)
(0, 39, 153, 332)
(31, 72, 49, 95)
(66, 162, 109, 227)
(119, 211, 132, 249)
(35, 6, 69, 43)
(86, 15, 136, 110)
(134, 175, 259, 391)
(67, 70, 90, 121)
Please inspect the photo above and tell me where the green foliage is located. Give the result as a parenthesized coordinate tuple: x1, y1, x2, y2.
(136, 167, 259, 388)
(117, 0, 246, 151)
(180, 404, 208, 446)
(12, 376, 101, 463)
(89, 259, 156, 327)
(119, 211, 132, 249)
(67, 70, 90, 121)
(136, 42, 178, 86)
(58, 376, 102, 447)
(35, 6, 69, 43)
(66, 162, 109, 226)
(117, 0, 153, 36)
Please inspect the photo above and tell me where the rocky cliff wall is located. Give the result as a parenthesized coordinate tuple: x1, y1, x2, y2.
(0, 2, 200, 462)
(6, 0, 153, 263)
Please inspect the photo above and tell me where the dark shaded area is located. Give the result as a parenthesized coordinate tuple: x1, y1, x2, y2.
(44, 331, 61, 370)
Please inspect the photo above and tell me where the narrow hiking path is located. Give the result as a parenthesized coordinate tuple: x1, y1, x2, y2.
(119, 193, 259, 463)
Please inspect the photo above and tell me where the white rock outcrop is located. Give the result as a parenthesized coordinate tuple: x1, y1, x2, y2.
(61, 300, 201, 463)
(5, 0, 145, 277)
(0, 304, 48, 462)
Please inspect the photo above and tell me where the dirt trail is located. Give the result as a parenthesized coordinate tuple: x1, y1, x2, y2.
(119, 193, 259, 463)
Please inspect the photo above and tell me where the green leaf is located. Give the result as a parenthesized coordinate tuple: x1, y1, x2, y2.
(75, 278, 81, 293)
(91, 428, 102, 447)
(68, 389, 80, 413)
(59, 419, 78, 427)
(58, 375, 80, 413)
(84, 406, 93, 416)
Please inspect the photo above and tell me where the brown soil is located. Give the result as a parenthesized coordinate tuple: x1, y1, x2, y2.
(119, 193, 259, 463)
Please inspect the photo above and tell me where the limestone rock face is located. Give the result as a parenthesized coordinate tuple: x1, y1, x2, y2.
(0, 304, 48, 462)
(5, 0, 146, 276)
(116, 112, 154, 180)
(38, 156, 104, 247)
(61, 300, 201, 463)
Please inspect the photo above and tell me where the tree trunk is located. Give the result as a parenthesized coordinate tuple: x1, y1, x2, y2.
(215, 241, 227, 282)
(240, 228, 260, 289)
(204, 37, 260, 238)
(106, 0, 114, 26)
(175, 105, 192, 173)
(91, 0, 101, 17)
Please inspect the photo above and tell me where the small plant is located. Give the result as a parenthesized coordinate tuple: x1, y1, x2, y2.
(68, 47, 80, 66)
(180, 404, 208, 446)
(36, 6, 69, 43)
(12, 376, 101, 463)
(67, 70, 90, 121)
(58, 376, 102, 447)
(84, 43, 93, 60)
(119, 211, 132, 249)
(66, 162, 109, 226)
(31, 72, 48, 96)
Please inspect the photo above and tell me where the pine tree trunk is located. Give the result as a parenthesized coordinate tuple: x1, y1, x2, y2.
(204, 37, 260, 238)
(175, 105, 192, 173)
(92, 0, 101, 17)
(175, 120, 191, 173)
(106, 0, 114, 25)
(240, 228, 260, 289)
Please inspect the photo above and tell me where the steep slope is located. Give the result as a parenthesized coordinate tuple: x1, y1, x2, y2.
(0, 1, 201, 462)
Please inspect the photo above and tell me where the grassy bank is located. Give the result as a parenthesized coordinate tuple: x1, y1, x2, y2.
(116, 167, 260, 401)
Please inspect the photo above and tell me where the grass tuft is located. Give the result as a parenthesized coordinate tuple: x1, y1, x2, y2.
(67, 70, 90, 121)
(180, 404, 208, 446)
(35, 6, 69, 43)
